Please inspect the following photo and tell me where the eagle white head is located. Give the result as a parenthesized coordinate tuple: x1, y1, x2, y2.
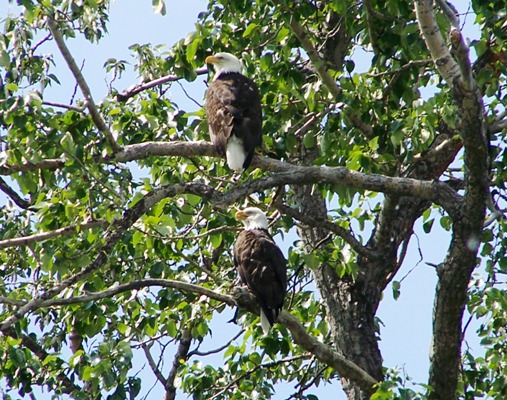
(235, 207, 269, 230)
(205, 52, 242, 79)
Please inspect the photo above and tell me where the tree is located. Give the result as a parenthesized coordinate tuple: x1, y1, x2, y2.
(0, 0, 506, 399)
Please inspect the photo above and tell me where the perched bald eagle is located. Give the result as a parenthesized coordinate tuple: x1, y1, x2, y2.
(234, 207, 287, 334)
(205, 53, 262, 172)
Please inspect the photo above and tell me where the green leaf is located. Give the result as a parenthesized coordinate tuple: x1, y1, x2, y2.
(243, 23, 258, 38)
(186, 36, 201, 63)
(392, 281, 401, 301)
(210, 233, 222, 249)
(152, 0, 166, 15)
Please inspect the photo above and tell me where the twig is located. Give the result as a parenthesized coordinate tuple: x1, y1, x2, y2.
(210, 355, 310, 400)
(116, 67, 208, 102)
(275, 203, 377, 259)
(176, 80, 203, 108)
(369, 59, 432, 78)
(188, 329, 244, 357)
(30, 33, 52, 53)
(47, 17, 122, 153)
(142, 343, 168, 387)
(42, 101, 86, 112)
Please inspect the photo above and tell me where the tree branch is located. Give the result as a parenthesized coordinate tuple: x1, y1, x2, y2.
(142, 343, 168, 388)
(0, 220, 107, 250)
(0, 176, 30, 209)
(0, 157, 66, 175)
(116, 68, 208, 102)
(274, 203, 378, 259)
(0, 276, 377, 392)
(0, 184, 192, 331)
(414, 0, 461, 87)
(415, 2, 489, 399)
(47, 18, 122, 153)
(286, 18, 341, 99)
(165, 328, 192, 400)
(2, 327, 81, 395)
(38, 279, 233, 308)
(1, 139, 460, 214)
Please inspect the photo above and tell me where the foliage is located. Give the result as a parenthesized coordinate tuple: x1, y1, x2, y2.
(0, 0, 506, 399)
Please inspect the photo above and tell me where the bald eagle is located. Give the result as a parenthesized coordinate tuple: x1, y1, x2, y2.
(205, 53, 262, 172)
(234, 207, 287, 334)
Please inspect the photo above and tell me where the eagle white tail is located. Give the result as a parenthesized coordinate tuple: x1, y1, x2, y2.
(260, 310, 271, 335)
(226, 136, 246, 171)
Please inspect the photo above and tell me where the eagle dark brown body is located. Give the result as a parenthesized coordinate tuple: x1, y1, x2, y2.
(234, 228, 287, 330)
(205, 57, 262, 171)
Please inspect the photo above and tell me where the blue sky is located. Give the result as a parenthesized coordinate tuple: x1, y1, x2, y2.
(1, 1, 485, 398)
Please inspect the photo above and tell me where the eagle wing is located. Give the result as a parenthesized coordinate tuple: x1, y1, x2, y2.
(234, 229, 287, 325)
(205, 73, 262, 164)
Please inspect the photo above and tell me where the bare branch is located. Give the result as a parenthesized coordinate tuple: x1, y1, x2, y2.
(436, 0, 460, 28)
(274, 203, 378, 259)
(0, 176, 30, 209)
(0, 220, 107, 250)
(2, 141, 462, 214)
(116, 67, 208, 102)
(210, 355, 310, 400)
(47, 18, 122, 153)
(369, 59, 432, 78)
(188, 329, 244, 357)
(414, 0, 461, 87)
(142, 343, 168, 387)
(35, 279, 233, 308)
(165, 328, 192, 400)
(286, 18, 341, 99)
(42, 101, 86, 112)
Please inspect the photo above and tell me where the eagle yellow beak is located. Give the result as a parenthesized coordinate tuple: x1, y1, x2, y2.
(205, 55, 219, 64)
(235, 210, 247, 221)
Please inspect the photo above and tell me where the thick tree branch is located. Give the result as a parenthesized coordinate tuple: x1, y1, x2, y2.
(414, 0, 461, 87)
(116, 68, 208, 102)
(0, 277, 377, 392)
(1, 141, 461, 210)
(47, 18, 122, 153)
(416, 2, 489, 399)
